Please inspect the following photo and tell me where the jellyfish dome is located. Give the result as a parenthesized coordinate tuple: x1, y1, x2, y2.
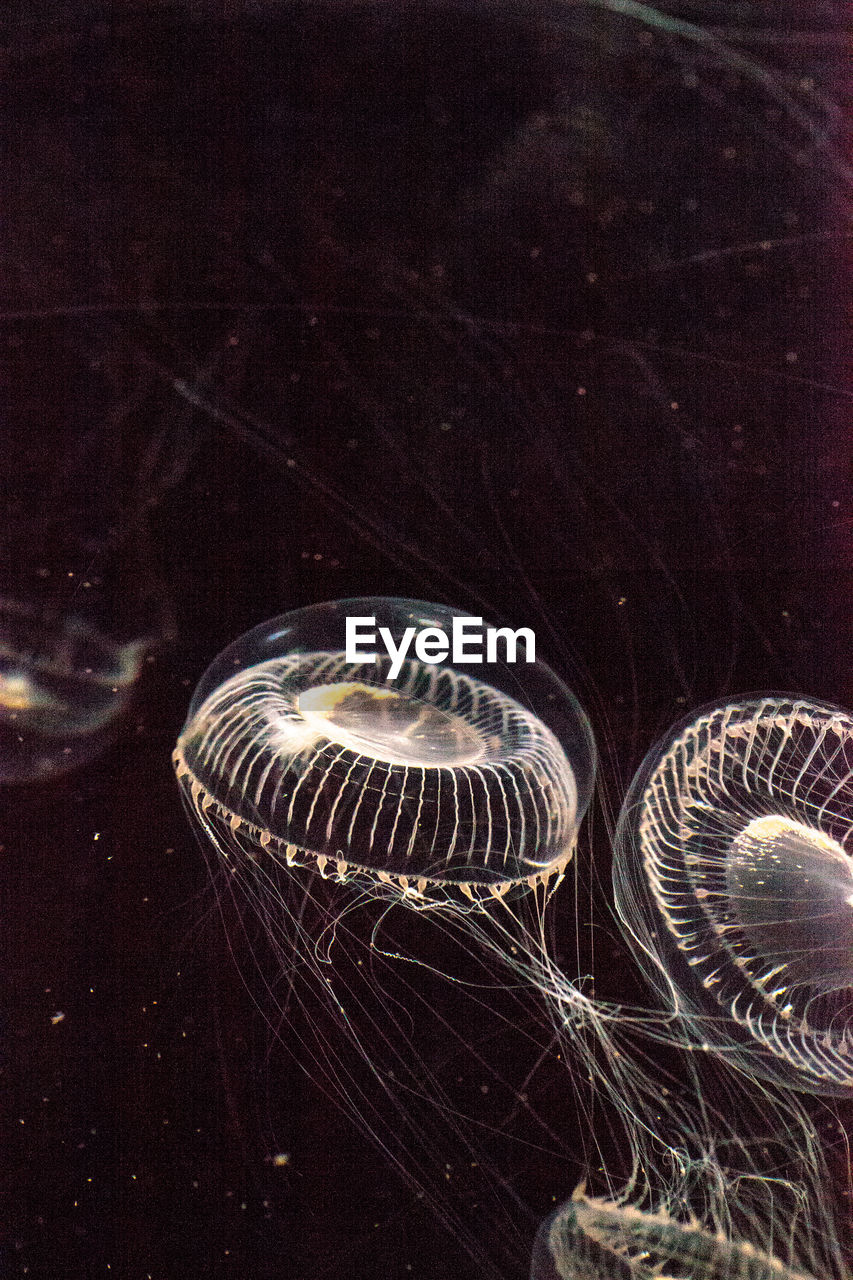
(613, 696, 853, 1095)
(174, 597, 596, 905)
(531, 1191, 824, 1280)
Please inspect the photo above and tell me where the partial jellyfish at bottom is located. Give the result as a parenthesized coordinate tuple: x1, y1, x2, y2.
(530, 1188, 841, 1280)
(612, 695, 853, 1096)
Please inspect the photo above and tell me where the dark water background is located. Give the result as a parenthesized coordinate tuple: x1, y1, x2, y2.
(2, 3, 850, 1278)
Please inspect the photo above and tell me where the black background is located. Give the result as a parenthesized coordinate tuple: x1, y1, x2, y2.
(2, 3, 850, 1278)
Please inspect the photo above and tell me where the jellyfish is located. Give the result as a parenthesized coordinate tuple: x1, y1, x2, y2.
(174, 594, 598, 1274)
(0, 323, 207, 782)
(530, 1188, 848, 1280)
(174, 596, 596, 904)
(0, 595, 148, 783)
(612, 696, 853, 1096)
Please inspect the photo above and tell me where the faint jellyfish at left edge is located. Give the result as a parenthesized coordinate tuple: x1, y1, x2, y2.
(1, 323, 199, 783)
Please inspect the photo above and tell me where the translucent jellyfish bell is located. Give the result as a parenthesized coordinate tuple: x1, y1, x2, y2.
(174, 597, 596, 905)
(613, 695, 853, 1095)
